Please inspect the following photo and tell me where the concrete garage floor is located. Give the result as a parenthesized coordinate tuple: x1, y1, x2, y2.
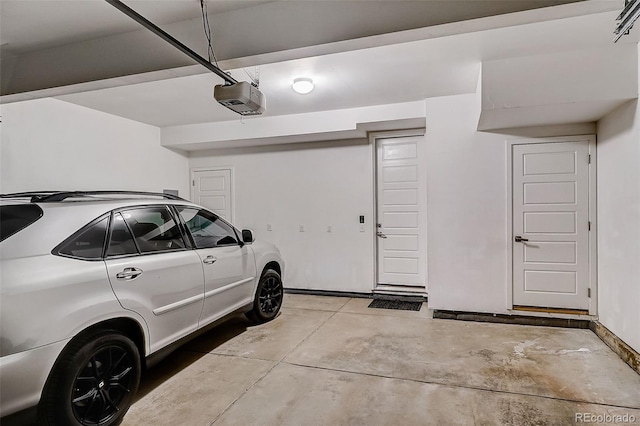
(124, 294, 640, 425)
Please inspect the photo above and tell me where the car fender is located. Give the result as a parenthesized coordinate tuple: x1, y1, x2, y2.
(248, 240, 285, 287)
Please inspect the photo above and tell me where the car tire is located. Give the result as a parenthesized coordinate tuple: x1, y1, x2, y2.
(38, 331, 141, 426)
(245, 269, 283, 323)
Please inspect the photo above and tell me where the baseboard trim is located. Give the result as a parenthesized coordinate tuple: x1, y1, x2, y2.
(590, 321, 640, 375)
(284, 288, 373, 299)
(284, 288, 427, 302)
(433, 310, 590, 329)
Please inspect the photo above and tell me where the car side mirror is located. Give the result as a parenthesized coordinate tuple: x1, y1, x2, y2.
(242, 229, 254, 244)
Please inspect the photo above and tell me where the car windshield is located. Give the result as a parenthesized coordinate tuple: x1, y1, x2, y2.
(0, 204, 44, 242)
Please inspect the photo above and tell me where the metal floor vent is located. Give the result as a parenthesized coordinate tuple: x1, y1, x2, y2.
(368, 299, 422, 311)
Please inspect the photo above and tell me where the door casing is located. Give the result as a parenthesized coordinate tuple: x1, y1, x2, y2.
(506, 135, 597, 315)
(370, 129, 427, 292)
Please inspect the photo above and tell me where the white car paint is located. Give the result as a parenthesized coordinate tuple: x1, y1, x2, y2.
(0, 196, 283, 418)
(105, 249, 206, 354)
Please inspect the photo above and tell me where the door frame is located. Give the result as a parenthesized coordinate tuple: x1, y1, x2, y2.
(506, 135, 597, 315)
(369, 128, 427, 292)
(190, 166, 236, 224)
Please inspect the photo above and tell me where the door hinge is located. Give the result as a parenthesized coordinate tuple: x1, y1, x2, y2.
(192, 180, 195, 186)
(588, 288, 591, 298)
(588, 221, 591, 231)
(588, 154, 591, 164)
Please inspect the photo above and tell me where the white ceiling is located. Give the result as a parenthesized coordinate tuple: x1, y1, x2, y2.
(1, 0, 638, 132)
(1, 0, 584, 96)
(56, 41, 483, 127)
(0, 0, 274, 54)
(55, 4, 639, 128)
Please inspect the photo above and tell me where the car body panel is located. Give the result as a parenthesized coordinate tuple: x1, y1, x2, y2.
(1, 255, 120, 356)
(250, 240, 285, 279)
(195, 244, 257, 326)
(0, 339, 69, 416)
(105, 250, 205, 354)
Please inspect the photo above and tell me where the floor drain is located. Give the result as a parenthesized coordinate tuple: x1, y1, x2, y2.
(368, 299, 422, 311)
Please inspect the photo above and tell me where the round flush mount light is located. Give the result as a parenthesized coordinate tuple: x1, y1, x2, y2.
(292, 77, 314, 94)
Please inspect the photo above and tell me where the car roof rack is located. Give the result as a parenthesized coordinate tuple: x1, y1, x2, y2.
(0, 191, 60, 199)
(1, 191, 186, 203)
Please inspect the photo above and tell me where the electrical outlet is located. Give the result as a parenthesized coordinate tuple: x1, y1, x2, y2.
(359, 225, 365, 232)
(267, 224, 272, 231)
(299, 225, 305, 232)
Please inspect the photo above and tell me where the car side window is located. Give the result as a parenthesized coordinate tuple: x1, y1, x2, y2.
(57, 216, 109, 260)
(121, 206, 186, 253)
(177, 207, 239, 249)
(0, 204, 43, 242)
(107, 213, 138, 257)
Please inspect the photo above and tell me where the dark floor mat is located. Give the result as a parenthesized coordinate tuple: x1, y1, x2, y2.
(368, 299, 422, 311)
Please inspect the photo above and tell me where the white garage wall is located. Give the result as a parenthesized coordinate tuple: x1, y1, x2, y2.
(424, 93, 509, 313)
(0, 98, 189, 196)
(187, 92, 571, 314)
(596, 98, 640, 353)
(189, 140, 375, 293)
(188, 93, 511, 308)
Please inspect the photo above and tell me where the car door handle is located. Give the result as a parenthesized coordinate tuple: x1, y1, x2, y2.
(203, 255, 217, 265)
(376, 232, 387, 239)
(116, 267, 143, 280)
(514, 236, 529, 243)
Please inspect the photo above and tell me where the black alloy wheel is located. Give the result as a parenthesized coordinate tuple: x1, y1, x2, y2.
(39, 331, 140, 426)
(259, 275, 282, 315)
(246, 269, 283, 323)
(71, 344, 136, 424)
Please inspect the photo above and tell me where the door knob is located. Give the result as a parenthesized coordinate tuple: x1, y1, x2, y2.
(514, 236, 529, 243)
(376, 232, 387, 239)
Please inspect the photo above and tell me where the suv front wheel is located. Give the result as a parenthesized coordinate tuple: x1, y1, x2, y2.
(246, 269, 283, 323)
(39, 331, 141, 426)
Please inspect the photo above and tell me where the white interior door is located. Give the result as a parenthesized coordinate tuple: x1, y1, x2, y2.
(512, 141, 591, 310)
(192, 169, 232, 221)
(376, 136, 427, 288)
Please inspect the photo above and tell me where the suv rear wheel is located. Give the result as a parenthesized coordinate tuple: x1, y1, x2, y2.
(246, 269, 283, 323)
(39, 331, 141, 426)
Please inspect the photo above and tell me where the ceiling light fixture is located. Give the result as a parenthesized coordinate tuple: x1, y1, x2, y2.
(292, 78, 314, 94)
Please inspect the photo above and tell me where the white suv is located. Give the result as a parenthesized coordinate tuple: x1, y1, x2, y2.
(0, 191, 284, 425)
